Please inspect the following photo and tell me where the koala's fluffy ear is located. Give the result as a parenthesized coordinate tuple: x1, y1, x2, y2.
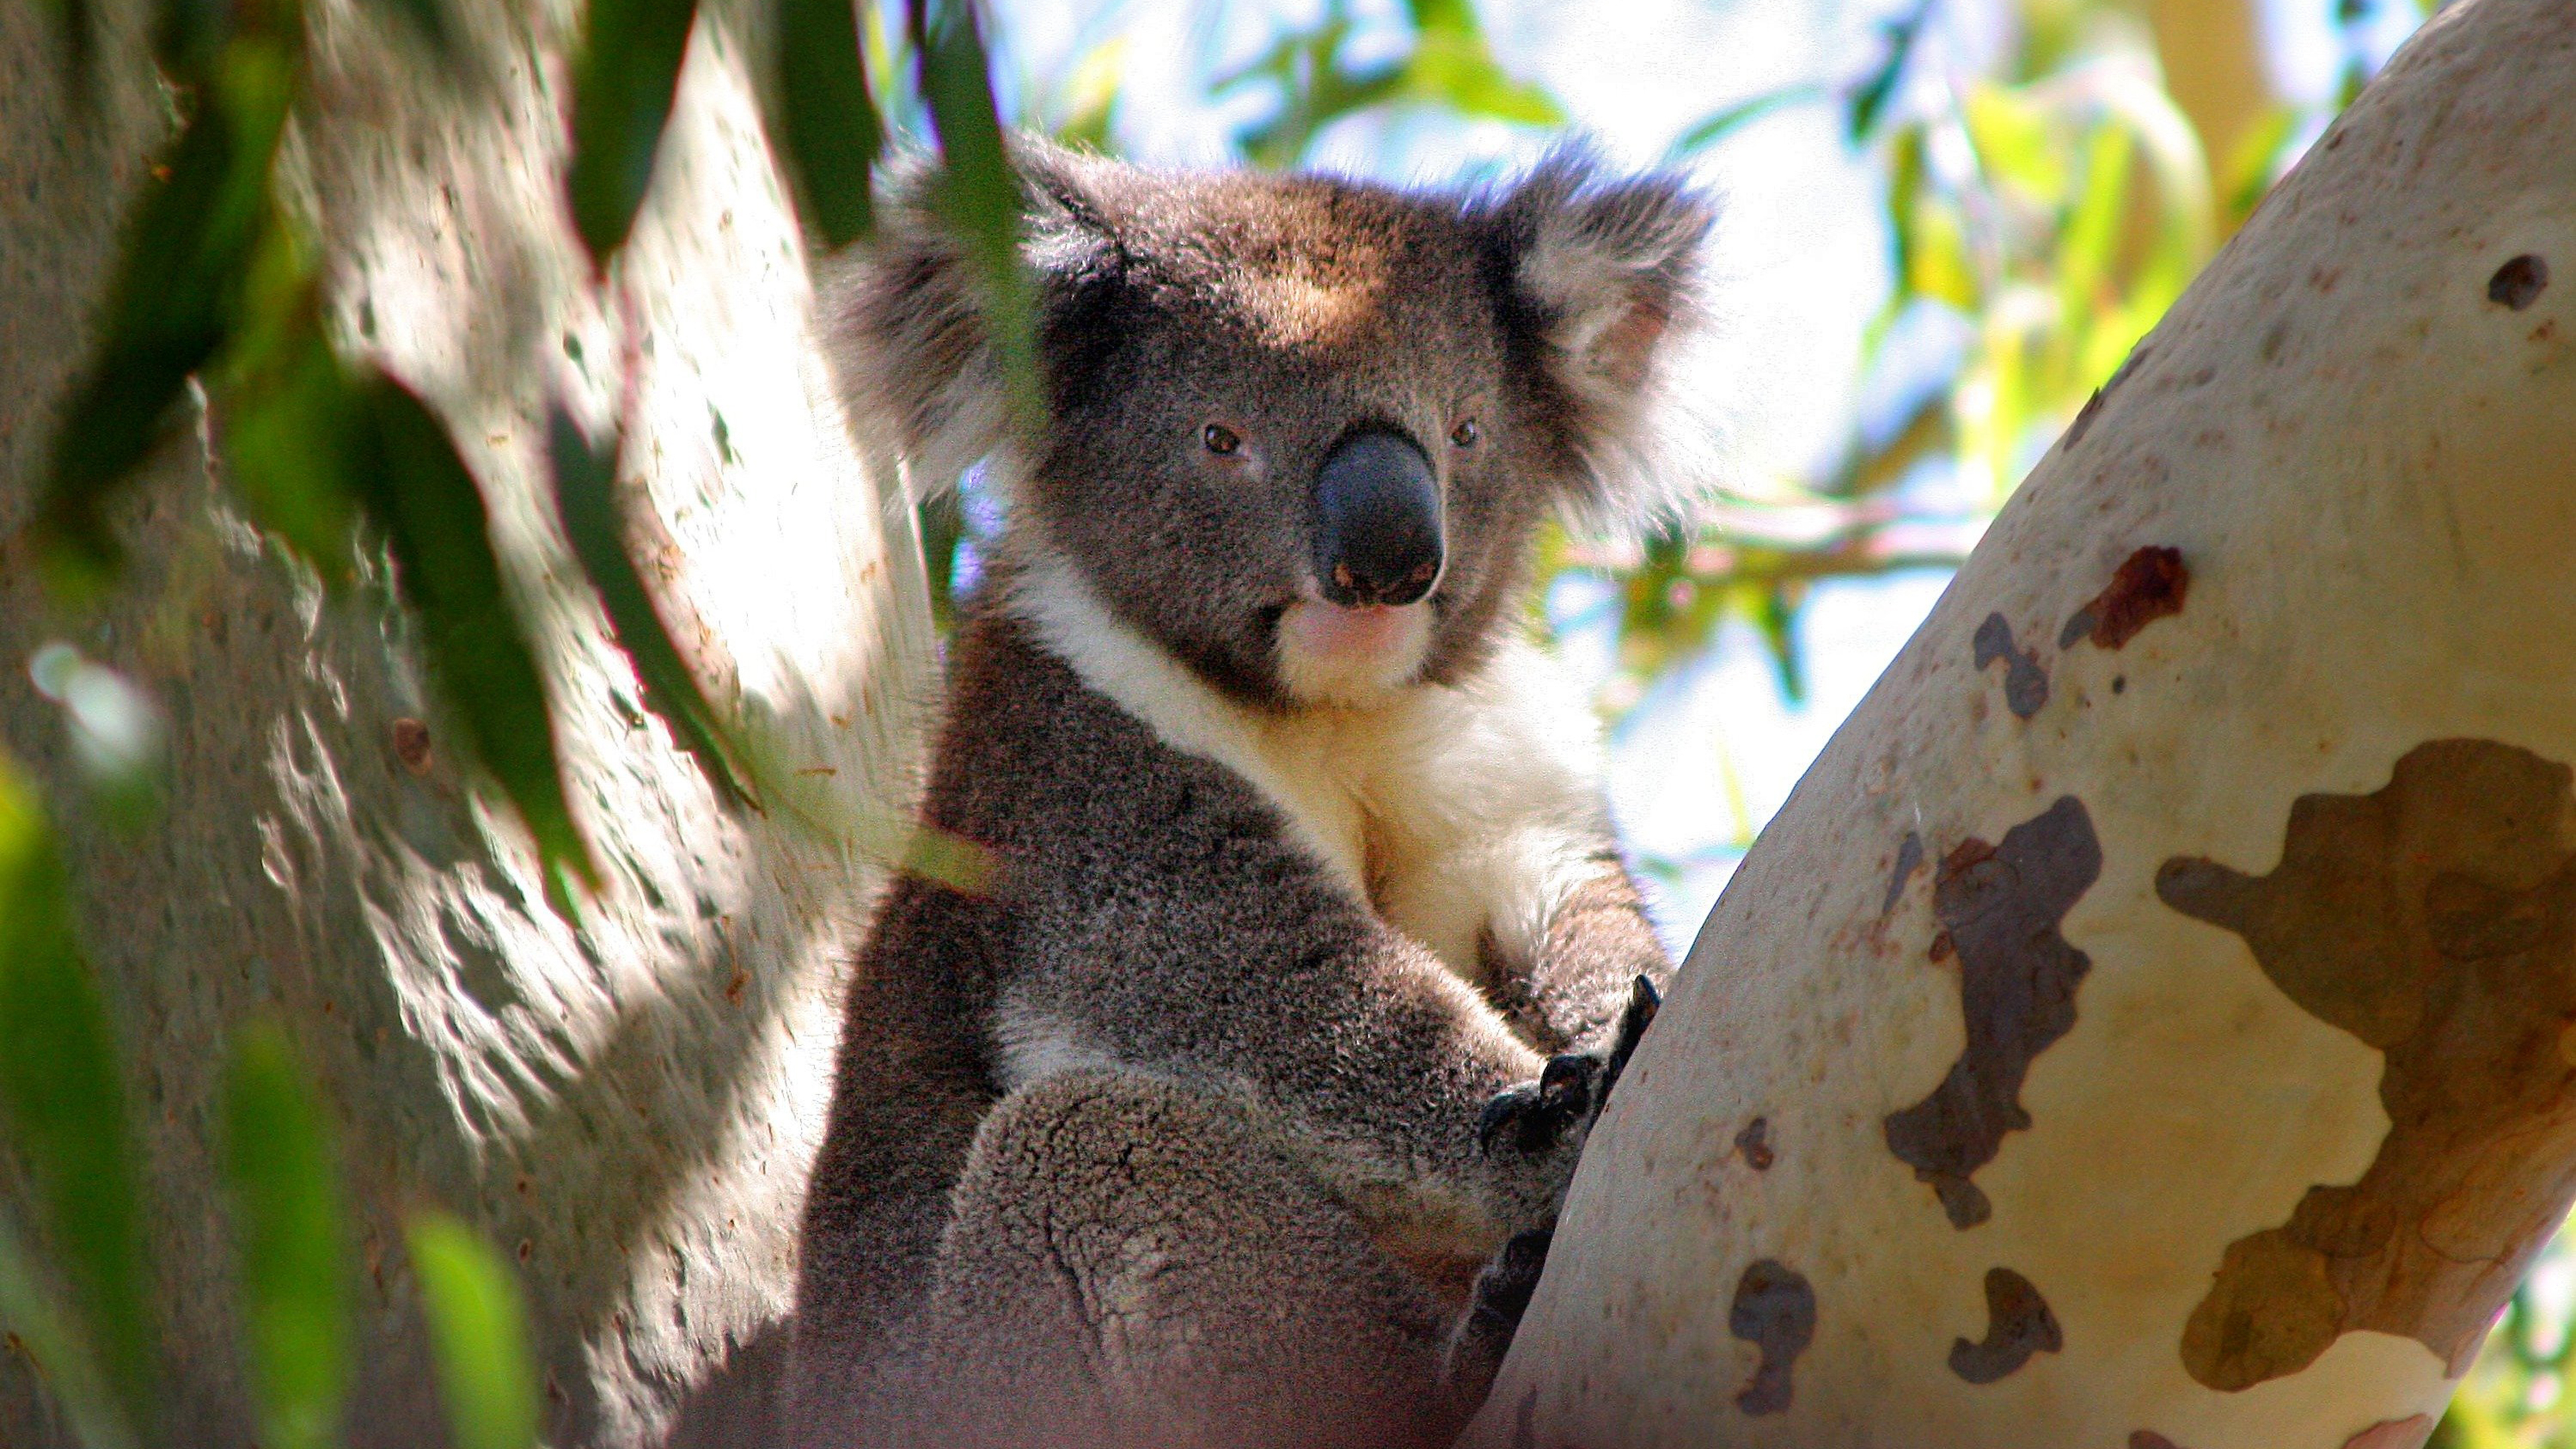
(1488, 150, 1723, 533)
(819, 144, 1114, 493)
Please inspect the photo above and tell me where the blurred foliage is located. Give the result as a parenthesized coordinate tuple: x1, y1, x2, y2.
(0, 750, 542, 1449)
(407, 1212, 540, 1449)
(10, 0, 1028, 1440)
(2438, 1267, 2576, 1449)
(11, 0, 2543, 1443)
(0, 759, 154, 1440)
(1210, 0, 1562, 166)
(223, 1023, 352, 1449)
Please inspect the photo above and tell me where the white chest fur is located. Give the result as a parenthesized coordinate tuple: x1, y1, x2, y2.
(1010, 559, 1612, 984)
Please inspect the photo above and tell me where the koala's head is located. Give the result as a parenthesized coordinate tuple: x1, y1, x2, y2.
(829, 142, 1719, 710)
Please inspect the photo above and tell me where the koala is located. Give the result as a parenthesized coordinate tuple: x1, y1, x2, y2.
(788, 142, 1716, 1449)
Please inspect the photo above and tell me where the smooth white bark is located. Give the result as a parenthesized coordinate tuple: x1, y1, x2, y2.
(1474, 1, 2576, 1444)
(0, 2, 930, 1445)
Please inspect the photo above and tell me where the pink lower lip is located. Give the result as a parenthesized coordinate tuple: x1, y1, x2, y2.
(1284, 600, 1413, 657)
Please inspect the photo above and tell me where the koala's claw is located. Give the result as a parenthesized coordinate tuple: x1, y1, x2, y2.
(1477, 975, 1662, 1158)
(1599, 973, 1662, 1098)
(1477, 1054, 1599, 1157)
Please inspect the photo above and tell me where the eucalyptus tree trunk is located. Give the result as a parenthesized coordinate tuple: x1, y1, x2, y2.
(1470, 1, 2576, 1445)
(0, 1, 930, 1446)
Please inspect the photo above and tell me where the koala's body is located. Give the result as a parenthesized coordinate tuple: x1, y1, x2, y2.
(788, 144, 1715, 1449)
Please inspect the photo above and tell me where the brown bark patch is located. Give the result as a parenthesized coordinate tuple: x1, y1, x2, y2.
(1729, 1258, 1817, 1416)
(1972, 613, 2049, 718)
(2161, 740, 2576, 1391)
(391, 716, 434, 775)
(1947, 1266, 2063, 1384)
(1885, 798, 2102, 1228)
(2341, 1415, 2434, 1449)
(2059, 547, 2190, 650)
(2489, 254, 2548, 311)
(1735, 1117, 1775, 1171)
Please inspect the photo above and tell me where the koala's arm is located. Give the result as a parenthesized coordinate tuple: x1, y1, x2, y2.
(990, 779, 1570, 1245)
(1503, 847, 1672, 1056)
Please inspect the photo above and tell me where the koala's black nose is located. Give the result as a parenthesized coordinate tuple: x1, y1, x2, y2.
(1311, 429, 1444, 608)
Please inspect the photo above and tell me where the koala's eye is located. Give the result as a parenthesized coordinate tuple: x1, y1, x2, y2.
(1202, 423, 1242, 457)
(1450, 419, 1483, 449)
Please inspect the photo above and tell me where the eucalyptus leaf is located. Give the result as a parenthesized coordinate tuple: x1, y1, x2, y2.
(407, 1211, 539, 1449)
(548, 407, 751, 808)
(36, 32, 297, 596)
(1845, 0, 1932, 142)
(0, 1213, 134, 1449)
(777, 0, 882, 249)
(912, 0, 1045, 439)
(215, 218, 363, 578)
(2054, 122, 2134, 333)
(223, 1021, 348, 1449)
(1963, 83, 2065, 201)
(1752, 584, 1805, 704)
(566, 0, 699, 266)
(0, 758, 155, 1434)
(350, 377, 598, 892)
(1676, 83, 1827, 156)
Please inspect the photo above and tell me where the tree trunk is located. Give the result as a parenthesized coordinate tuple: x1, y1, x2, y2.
(1472, 0, 2575, 1444)
(0, 1, 931, 1446)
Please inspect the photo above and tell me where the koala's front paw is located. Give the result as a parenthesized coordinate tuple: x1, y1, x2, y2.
(1440, 1228, 1554, 1414)
(1477, 975, 1662, 1158)
(1477, 1054, 1599, 1157)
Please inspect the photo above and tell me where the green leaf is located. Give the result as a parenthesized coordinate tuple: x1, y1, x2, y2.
(1675, 83, 1827, 156)
(565, 0, 699, 266)
(1040, 36, 1123, 150)
(1845, 1, 1931, 142)
(223, 1021, 348, 1449)
(547, 407, 751, 808)
(1401, 32, 1560, 127)
(213, 217, 362, 578)
(1906, 197, 1978, 312)
(1752, 584, 1805, 704)
(0, 1212, 135, 1449)
(406, 1211, 538, 1449)
(1218, 0, 1556, 166)
(36, 34, 299, 595)
(350, 377, 597, 891)
(777, 0, 881, 249)
(1882, 123, 1927, 304)
(1043, 37, 1124, 151)
(1403, 0, 1477, 38)
(0, 757, 155, 1434)
(2218, 104, 2299, 233)
(912, 0, 1045, 440)
(2053, 121, 2133, 341)
(218, 330, 366, 578)
(1963, 83, 2066, 201)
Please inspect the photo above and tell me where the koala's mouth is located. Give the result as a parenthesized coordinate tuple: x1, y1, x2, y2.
(1273, 595, 1436, 706)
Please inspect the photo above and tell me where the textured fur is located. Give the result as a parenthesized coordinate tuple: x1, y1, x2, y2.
(791, 142, 1715, 1448)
